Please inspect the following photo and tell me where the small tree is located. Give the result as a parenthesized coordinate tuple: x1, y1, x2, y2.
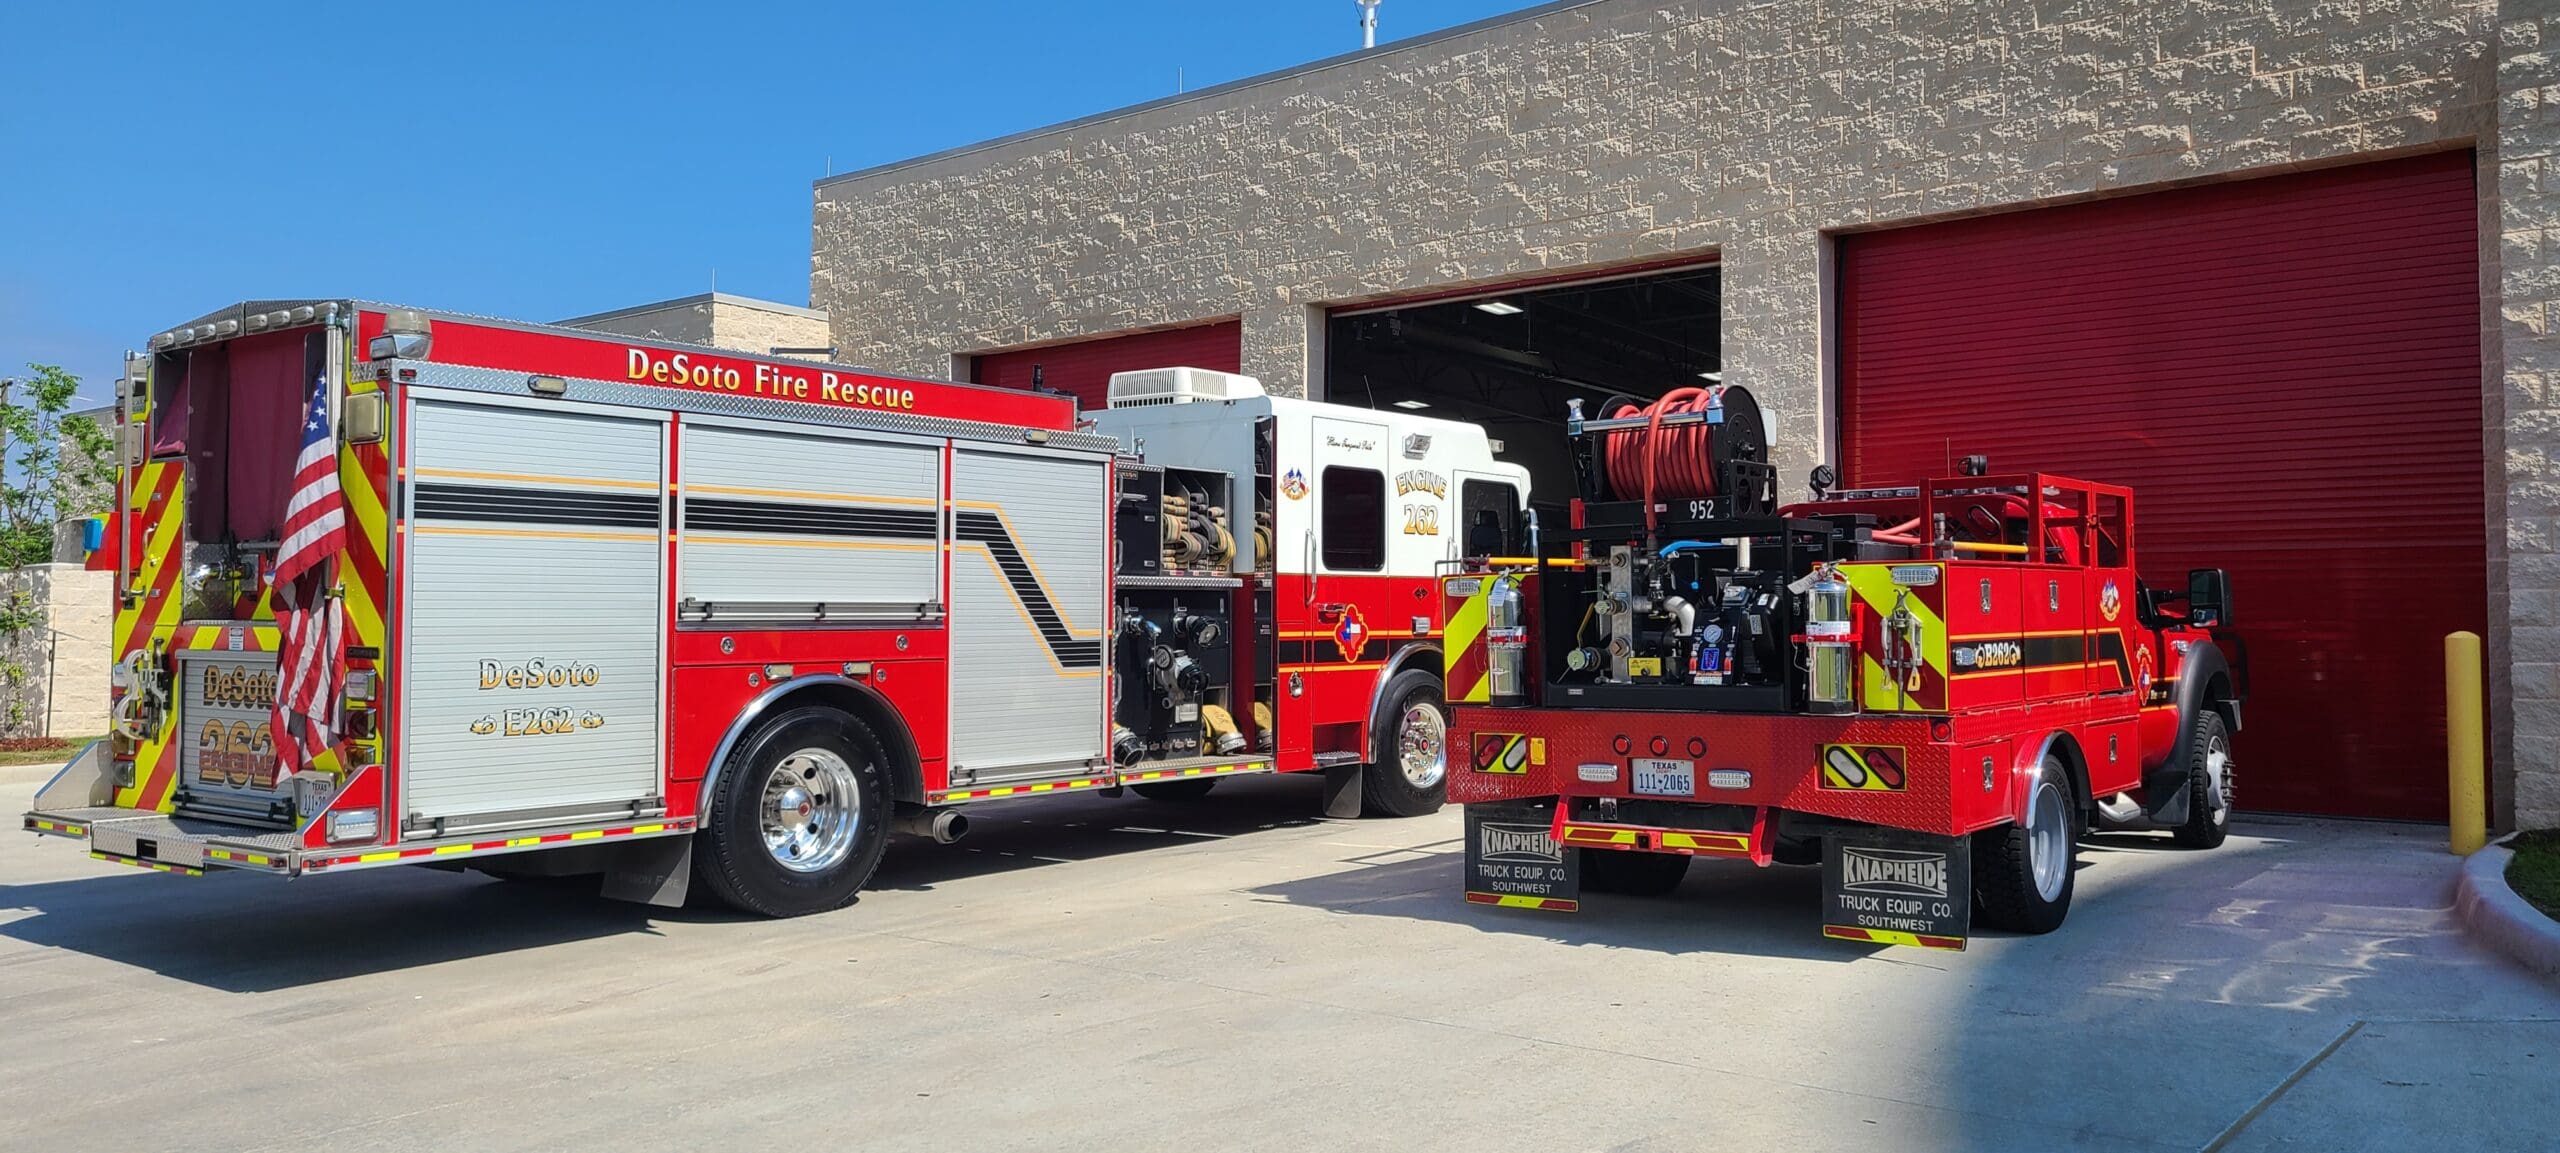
(0, 364, 115, 738)
(0, 364, 115, 568)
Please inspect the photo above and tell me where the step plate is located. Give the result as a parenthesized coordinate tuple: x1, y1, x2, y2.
(23, 807, 302, 872)
(928, 755, 1278, 805)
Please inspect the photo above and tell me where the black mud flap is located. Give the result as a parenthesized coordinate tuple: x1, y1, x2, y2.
(599, 835, 693, 908)
(1463, 800, 1579, 912)
(1821, 827, 1968, 950)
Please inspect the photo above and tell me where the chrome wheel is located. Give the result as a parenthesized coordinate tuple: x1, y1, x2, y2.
(759, 747, 862, 873)
(2205, 732, 2234, 828)
(1396, 702, 1447, 790)
(2026, 774, 2070, 903)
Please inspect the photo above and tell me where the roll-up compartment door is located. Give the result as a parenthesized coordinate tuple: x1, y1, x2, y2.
(677, 422, 942, 621)
(402, 396, 666, 827)
(948, 445, 1109, 780)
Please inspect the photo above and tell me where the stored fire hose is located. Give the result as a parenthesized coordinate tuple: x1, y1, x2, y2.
(1198, 702, 1247, 755)
(1600, 388, 1723, 531)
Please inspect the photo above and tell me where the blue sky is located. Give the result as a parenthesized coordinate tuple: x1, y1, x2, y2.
(0, 0, 1540, 399)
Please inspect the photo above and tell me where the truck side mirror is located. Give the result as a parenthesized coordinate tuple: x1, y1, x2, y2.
(2187, 568, 2231, 628)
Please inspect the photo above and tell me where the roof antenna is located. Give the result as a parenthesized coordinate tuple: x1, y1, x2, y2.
(1358, 0, 1380, 48)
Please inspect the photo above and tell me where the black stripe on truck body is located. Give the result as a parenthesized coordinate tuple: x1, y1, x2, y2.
(673, 496, 1100, 671)
(413, 482, 659, 529)
(683, 498, 935, 540)
(954, 510, 1101, 669)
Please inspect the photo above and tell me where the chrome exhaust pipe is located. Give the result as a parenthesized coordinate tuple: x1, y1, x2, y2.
(893, 808, 969, 844)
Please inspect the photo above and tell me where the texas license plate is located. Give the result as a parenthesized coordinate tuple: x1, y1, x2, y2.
(1630, 758, 1694, 797)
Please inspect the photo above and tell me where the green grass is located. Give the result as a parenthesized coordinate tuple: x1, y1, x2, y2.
(0, 736, 100, 768)
(2510, 830, 2560, 922)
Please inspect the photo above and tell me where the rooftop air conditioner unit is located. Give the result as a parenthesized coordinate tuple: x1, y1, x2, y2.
(1106, 367, 1266, 408)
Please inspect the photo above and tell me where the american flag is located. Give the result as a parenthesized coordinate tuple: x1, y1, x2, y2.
(272, 376, 347, 777)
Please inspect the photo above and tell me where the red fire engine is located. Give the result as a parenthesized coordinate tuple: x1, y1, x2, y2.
(1441, 387, 2238, 948)
(24, 301, 1523, 916)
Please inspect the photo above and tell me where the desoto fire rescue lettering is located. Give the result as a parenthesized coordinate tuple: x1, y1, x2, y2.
(626, 347, 916, 411)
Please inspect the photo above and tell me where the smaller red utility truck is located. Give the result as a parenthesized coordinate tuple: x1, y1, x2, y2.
(1440, 386, 2239, 949)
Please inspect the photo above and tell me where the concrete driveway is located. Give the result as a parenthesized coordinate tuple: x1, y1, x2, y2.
(0, 770, 2551, 1152)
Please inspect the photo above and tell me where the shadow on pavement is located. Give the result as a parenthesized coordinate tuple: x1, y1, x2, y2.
(0, 777, 1337, 992)
(869, 780, 1327, 890)
(1248, 812, 2286, 965)
(1249, 843, 1893, 963)
(0, 866, 684, 993)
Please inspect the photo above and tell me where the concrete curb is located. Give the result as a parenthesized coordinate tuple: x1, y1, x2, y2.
(2454, 836, 2560, 983)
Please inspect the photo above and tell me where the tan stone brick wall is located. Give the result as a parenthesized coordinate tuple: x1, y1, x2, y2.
(813, 0, 2541, 822)
(705, 300, 832, 361)
(561, 295, 832, 361)
(2501, 0, 2560, 829)
(0, 565, 111, 738)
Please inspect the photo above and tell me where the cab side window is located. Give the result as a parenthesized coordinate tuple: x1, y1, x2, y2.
(1320, 466, 1386, 571)
(1460, 479, 1522, 557)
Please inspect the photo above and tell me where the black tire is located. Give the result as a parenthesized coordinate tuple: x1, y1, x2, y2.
(2171, 710, 2234, 849)
(1362, 669, 1448, 818)
(1580, 848, 1690, 896)
(1132, 778, 1220, 802)
(1972, 753, 2077, 934)
(694, 706, 893, 917)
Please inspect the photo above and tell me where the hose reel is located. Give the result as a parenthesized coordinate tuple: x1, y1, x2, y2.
(1590, 385, 1776, 521)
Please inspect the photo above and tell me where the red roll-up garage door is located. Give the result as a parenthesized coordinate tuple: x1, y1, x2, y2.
(1838, 151, 2482, 821)
(971, 320, 1243, 411)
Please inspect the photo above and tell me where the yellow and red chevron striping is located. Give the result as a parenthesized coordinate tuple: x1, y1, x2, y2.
(340, 437, 391, 637)
(117, 460, 189, 811)
(170, 623, 277, 651)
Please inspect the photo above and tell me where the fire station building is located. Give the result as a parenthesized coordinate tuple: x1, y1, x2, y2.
(810, 0, 2560, 830)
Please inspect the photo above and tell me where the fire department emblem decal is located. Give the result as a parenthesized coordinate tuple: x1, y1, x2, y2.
(1280, 468, 1308, 500)
(1332, 603, 1370, 662)
(2099, 578, 2122, 621)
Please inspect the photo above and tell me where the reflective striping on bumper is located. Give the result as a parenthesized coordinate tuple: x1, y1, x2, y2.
(932, 777, 1113, 804)
(1657, 830, 1753, 855)
(1118, 760, 1270, 784)
(203, 847, 285, 869)
(1465, 891, 1580, 913)
(930, 759, 1277, 804)
(1556, 824, 1641, 847)
(90, 851, 204, 876)
(26, 817, 89, 839)
(304, 820, 689, 872)
(1823, 925, 1966, 951)
(1556, 823, 1756, 857)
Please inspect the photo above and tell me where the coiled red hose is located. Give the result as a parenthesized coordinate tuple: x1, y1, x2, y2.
(1603, 388, 1723, 530)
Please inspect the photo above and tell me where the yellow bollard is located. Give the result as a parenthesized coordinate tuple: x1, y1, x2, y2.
(2446, 631, 2486, 855)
